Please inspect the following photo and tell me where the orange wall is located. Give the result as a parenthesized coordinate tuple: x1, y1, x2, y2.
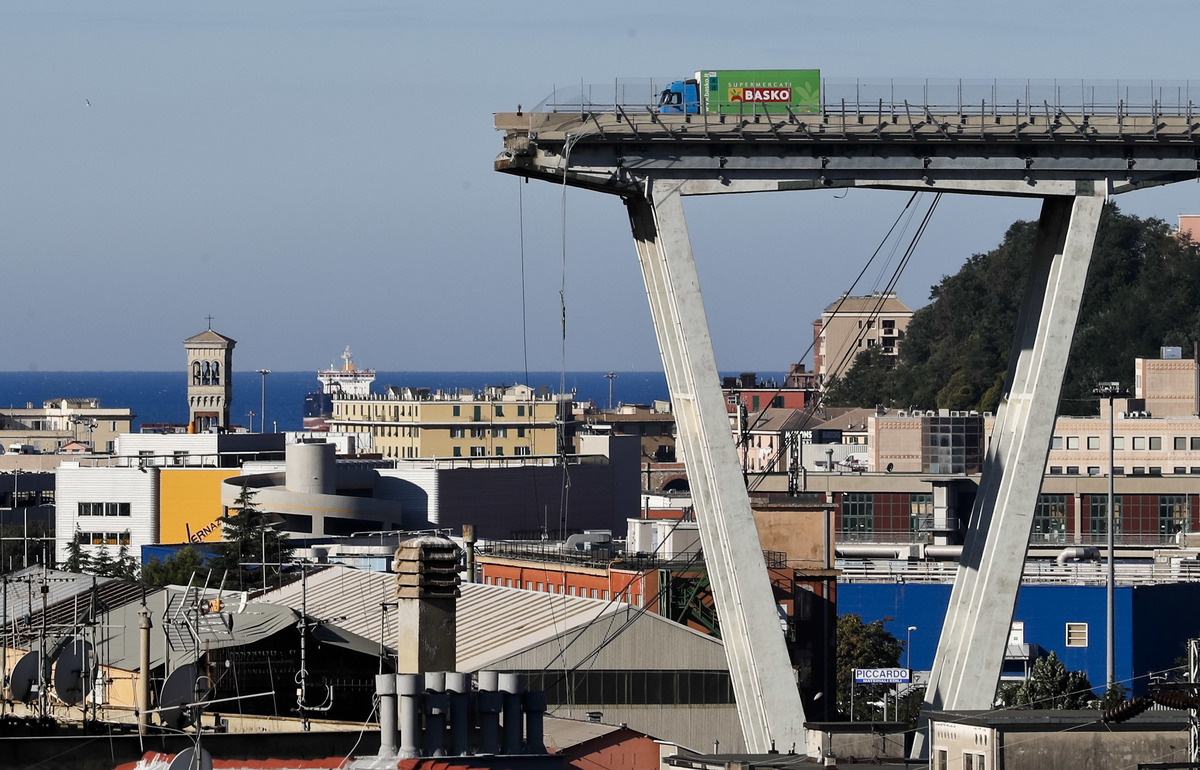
(159, 468, 240, 543)
(480, 561, 653, 607)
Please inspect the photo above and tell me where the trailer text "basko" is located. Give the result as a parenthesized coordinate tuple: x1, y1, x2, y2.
(731, 88, 792, 103)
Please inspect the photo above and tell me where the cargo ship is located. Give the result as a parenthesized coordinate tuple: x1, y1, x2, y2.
(302, 347, 376, 431)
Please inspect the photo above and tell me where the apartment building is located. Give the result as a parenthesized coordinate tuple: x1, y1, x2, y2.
(812, 291, 913, 384)
(0, 398, 134, 454)
(329, 383, 567, 460)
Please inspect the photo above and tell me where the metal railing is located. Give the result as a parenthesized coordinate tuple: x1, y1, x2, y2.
(532, 77, 1200, 119)
(836, 557, 1200, 586)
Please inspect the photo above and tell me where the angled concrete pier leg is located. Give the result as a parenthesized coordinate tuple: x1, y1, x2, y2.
(914, 187, 1106, 755)
(626, 178, 806, 753)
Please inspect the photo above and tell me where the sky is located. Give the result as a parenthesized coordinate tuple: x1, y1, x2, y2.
(4, 1, 1200, 374)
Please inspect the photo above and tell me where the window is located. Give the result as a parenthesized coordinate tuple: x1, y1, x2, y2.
(1066, 436, 1080, 450)
(1160, 495, 1189, 539)
(470, 427, 485, 439)
(935, 749, 948, 770)
(450, 427, 465, 438)
(518, 405, 525, 417)
(963, 754, 974, 770)
(1175, 467, 1188, 475)
(495, 447, 504, 456)
(1032, 494, 1068, 542)
(452, 447, 462, 457)
(1066, 622, 1088, 647)
(1176, 437, 1188, 451)
(495, 406, 504, 417)
(1051, 436, 1064, 450)
(470, 446, 486, 457)
(1114, 437, 1125, 450)
(910, 493, 933, 534)
(1066, 466, 1079, 475)
(1049, 466, 1063, 475)
(1089, 496, 1121, 538)
(1193, 436, 1200, 450)
(1113, 466, 1125, 475)
(493, 427, 507, 438)
(452, 405, 460, 417)
(1133, 437, 1146, 450)
(515, 446, 530, 456)
(517, 428, 526, 438)
(840, 493, 874, 541)
(1088, 436, 1101, 450)
(1088, 466, 1101, 476)
(1150, 436, 1162, 451)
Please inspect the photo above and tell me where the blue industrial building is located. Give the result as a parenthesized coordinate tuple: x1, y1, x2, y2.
(838, 581, 1200, 696)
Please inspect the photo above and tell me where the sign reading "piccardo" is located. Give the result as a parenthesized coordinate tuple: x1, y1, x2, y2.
(854, 668, 911, 684)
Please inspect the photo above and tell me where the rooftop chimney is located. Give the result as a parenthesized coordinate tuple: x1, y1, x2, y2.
(393, 535, 462, 674)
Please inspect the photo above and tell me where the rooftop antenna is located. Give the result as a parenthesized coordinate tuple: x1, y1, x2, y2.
(604, 372, 618, 409)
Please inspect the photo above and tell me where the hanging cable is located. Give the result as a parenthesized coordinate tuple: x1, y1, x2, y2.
(744, 193, 942, 490)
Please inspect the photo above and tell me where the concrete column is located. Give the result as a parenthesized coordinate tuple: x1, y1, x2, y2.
(446, 672, 471, 756)
(477, 670, 501, 754)
(523, 690, 547, 754)
(626, 179, 806, 752)
(424, 671, 447, 757)
(398, 673, 421, 759)
(376, 674, 397, 758)
(498, 672, 524, 754)
(917, 188, 1105, 754)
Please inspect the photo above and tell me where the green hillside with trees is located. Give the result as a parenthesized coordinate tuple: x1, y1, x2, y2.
(825, 204, 1200, 412)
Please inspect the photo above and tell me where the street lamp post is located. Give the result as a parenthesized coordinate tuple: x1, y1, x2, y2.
(907, 625, 917, 672)
(1094, 381, 1123, 691)
(256, 369, 272, 434)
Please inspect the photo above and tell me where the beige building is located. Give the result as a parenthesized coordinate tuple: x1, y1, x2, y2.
(0, 398, 133, 454)
(1134, 352, 1197, 417)
(812, 291, 913, 384)
(329, 383, 567, 460)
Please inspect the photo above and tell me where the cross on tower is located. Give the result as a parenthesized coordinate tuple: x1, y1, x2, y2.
(205, 315, 214, 330)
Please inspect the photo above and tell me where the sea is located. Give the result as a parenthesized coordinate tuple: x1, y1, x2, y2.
(0, 370, 776, 433)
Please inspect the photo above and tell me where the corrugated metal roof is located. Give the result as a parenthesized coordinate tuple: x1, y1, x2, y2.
(1, 567, 119, 629)
(262, 565, 629, 672)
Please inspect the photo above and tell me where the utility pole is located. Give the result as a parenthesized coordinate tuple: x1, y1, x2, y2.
(1094, 381, 1124, 691)
(257, 369, 272, 433)
(604, 372, 617, 410)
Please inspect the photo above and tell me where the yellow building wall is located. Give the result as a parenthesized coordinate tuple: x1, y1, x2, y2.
(159, 468, 241, 543)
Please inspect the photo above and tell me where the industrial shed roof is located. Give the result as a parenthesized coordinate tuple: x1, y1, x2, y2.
(261, 565, 639, 672)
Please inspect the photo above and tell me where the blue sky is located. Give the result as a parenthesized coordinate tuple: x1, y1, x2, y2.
(3, 2, 1198, 372)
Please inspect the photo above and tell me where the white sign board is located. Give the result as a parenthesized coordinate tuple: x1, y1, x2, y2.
(854, 667, 911, 684)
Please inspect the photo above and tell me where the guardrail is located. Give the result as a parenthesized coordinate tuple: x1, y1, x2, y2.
(532, 77, 1200, 118)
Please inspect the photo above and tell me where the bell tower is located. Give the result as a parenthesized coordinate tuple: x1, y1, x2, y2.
(185, 324, 236, 432)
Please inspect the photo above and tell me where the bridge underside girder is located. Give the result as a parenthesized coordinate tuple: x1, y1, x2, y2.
(494, 109, 1181, 756)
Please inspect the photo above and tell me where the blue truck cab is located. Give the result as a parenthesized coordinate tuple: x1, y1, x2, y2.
(658, 78, 700, 113)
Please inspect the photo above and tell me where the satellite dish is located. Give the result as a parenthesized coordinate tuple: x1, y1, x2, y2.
(158, 664, 212, 729)
(54, 639, 96, 706)
(167, 746, 213, 770)
(10, 651, 47, 703)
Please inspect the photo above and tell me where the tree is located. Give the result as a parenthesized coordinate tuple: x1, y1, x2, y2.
(63, 526, 91, 574)
(142, 545, 208, 587)
(213, 483, 293, 591)
(837, 614, 904, 720)
(996, 651, 1095, 709)
(827, 204, 1200, 413)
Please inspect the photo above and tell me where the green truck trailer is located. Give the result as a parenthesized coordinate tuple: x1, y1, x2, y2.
(658, 69, 821, 114)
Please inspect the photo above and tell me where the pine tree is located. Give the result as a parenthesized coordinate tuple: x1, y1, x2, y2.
(214, 483, 292, 590)
(91, 544, 114, 577)
(64, 526, 91, 574)
(114, 534, 139, 580)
